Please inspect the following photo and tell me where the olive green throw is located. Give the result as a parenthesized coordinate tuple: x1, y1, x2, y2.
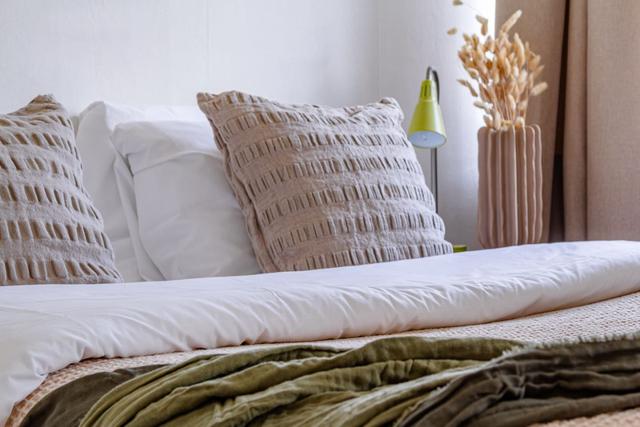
(52, 335, 640, 426)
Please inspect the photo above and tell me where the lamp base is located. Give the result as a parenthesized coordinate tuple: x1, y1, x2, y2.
(453, 244, 468, 253)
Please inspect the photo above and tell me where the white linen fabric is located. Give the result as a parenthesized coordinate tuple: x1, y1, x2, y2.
(75, 102, 205, 282)
(2, 241, 640, 424)
(112, 121, 260, 279)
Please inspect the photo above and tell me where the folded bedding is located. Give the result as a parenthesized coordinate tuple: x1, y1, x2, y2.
(20, 334, 640, 427)
(3, 241, 640, 425)
(9, 290, 640, 426)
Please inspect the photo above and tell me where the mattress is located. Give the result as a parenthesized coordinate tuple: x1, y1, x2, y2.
(3, 241, 640, 425)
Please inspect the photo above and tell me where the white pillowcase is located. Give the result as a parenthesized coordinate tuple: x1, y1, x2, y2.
(112, 120, 260, 280)
(76, 102, 204, 281)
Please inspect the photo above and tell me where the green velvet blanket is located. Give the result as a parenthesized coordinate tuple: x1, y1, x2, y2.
(25, 334, 640, 427)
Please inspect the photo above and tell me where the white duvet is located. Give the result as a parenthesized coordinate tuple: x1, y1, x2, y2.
(2, 241, 640, 424)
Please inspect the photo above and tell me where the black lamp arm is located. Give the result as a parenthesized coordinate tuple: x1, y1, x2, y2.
(426, 66, 440, 102)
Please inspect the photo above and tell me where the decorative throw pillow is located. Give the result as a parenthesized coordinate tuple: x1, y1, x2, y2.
(0, 96, 122, 285)
(198, 91, 452, 272)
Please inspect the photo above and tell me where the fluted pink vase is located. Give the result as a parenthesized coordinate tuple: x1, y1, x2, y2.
(477, 125, 543, 248)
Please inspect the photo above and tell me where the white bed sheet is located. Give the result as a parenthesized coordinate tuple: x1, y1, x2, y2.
(2, 241, 640, 425)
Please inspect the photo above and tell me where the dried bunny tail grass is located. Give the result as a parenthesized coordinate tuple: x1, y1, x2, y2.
(473, 100, 493, 114)
(479, 86, 491, 102)
(531, 82, 548, 96)
(484, 36, 495, 52)
(450, 4, 545, 129)
(528, 53, 541, 71)
(500, 9, 522, 34)
(457, 79, 478, 97)
(502, 57, 512, 76)
(507, 94, 517, 113)
(476, 15, 489, 36)
(517, 99, 528, 115)
(481, 21, 488, 36)
(467, 68, 480, 79)
(518, 69, 528, 85)
(453, 0, 463, 6)
(447, 27, 458, 35)
(513, 33, 526, 68)
(531, 64, 545, 79)
(493, 110, 503, 129)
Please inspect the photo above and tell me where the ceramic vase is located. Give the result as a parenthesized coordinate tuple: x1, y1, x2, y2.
(477, 125, 543, 248)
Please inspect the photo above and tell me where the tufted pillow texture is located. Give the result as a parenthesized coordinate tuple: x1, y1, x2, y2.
(198, 91, 452, 272)
(0, 96, 122, 285)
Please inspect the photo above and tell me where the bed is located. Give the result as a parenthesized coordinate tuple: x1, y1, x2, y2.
(3, 241, 640, 426)
(1, 47, 639, 425)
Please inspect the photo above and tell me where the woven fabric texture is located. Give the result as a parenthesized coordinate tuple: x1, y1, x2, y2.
(198, 91, 452, 272)
(8, 291, 640, 427)
(0, 96, 121, 285)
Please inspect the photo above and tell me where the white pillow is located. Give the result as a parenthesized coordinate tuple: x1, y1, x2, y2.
(112, 120, 260, 280)
(76, 102, 204, 281)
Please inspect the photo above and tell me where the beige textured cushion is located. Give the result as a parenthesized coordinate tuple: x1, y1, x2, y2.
(198, 91, 452, 272)
(0, 96, 122, 285)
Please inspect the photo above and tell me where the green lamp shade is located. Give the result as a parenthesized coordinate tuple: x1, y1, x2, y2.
(408, 79, 447, 149)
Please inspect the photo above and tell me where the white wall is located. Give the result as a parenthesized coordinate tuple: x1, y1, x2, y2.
(0, 0, 493, 247)
(0, 0, 379, 113)
(378, 0, 495, 248)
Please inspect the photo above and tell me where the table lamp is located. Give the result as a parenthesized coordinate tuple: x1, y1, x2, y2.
(408, 66, 446, 212)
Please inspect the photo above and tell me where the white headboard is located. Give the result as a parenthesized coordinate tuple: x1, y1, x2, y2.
(0, 0, 379, 114)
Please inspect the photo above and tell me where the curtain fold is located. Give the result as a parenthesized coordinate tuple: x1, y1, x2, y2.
(562, 0, 587, 240)
(496, 0, 640, 241)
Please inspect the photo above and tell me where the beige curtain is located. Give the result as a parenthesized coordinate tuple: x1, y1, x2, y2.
(497, 0, 640, 241)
